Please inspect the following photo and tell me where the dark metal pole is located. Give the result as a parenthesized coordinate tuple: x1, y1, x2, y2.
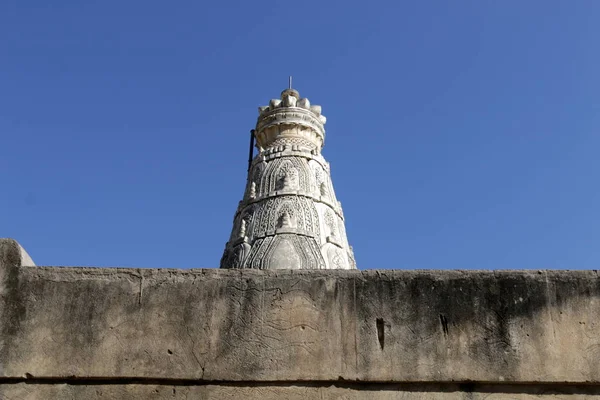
(247, 129, 255, 173)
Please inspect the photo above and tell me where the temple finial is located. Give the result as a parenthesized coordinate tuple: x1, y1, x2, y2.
(257, 85, 325, 151)
(288, 76, 292, 90)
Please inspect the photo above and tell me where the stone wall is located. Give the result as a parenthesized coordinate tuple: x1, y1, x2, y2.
(1, 238, 600, 399)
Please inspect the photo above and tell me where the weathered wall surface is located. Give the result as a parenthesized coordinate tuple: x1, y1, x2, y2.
(2, 382, 600, 399)
(1, 238, 600, 399)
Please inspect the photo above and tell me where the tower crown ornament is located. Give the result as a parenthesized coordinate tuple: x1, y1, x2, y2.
(256, 88, 326, 151)
(220, 87, 356, 270)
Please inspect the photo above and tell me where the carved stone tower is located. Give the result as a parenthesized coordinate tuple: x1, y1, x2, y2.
(220, 88, 356, 269)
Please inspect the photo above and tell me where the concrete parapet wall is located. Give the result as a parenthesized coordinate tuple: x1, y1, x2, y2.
(2, 382, 600, 399)
(1, 238, 600, 399)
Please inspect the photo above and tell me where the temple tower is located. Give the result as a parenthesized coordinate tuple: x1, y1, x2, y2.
(220, 87, 356, 269)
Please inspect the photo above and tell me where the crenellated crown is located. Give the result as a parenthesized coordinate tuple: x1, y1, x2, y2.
(255, 88, 327, 151)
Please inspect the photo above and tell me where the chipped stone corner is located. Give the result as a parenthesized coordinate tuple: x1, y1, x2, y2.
(0, 238, 36, 270)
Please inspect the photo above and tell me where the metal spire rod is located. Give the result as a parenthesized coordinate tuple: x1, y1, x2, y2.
(289, 76, 292, 89)
(247, 129, 255, 173)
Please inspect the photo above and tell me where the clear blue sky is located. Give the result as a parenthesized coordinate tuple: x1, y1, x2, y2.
(2, 1, 599, 269)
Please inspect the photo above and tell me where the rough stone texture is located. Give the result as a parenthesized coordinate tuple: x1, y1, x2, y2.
(2, 383, 600, 400)
(2, 238, 600, 398)
(220, 88, 356, 269)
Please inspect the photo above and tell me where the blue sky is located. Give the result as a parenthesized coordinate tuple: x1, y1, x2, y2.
(2, 1, 599, 269)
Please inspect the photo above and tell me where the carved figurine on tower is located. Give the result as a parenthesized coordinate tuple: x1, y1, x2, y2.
(220, 86, 356, 269)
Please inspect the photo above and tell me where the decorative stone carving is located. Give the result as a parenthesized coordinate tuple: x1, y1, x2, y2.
(239, 219, 247, 238)
(328, 246, 344, 269)
(348, 246, 357, 269)
(282, 94, 297, 107)
(277, 161, 299, 191)
(221, 88, 356, 269)
(263, 157, 311, 194)
(324, 209, 338, 240)
(320, 182, 328, 198)
(266, 237, 301, 269)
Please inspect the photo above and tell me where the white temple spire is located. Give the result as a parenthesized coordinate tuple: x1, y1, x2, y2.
(220, 88, 356, 269)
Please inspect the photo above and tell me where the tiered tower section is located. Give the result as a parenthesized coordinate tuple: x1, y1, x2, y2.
(220, 88, 356, 269)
